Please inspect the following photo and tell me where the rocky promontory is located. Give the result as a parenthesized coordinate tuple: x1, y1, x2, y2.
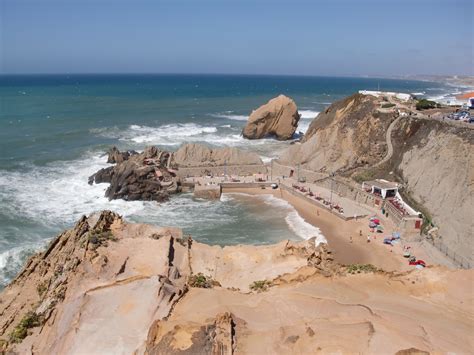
(242, 95, 301, 140)
(0, 212, 472, 354)
(88, 146, 180, 202)
(88, 144, 265, 202)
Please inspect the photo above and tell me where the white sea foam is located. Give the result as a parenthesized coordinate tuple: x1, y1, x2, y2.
(210, 111, 248, 121)
(252, 194, 326, 245)
(0, 241, 47, 286)
(127, 123, 218, 144)
(299, 110, 320, 119)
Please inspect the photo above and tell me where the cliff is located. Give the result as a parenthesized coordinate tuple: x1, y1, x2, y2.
(279, 93, 397, 173)
(279, 93, 474, 264)
(0, 213, 472, 353)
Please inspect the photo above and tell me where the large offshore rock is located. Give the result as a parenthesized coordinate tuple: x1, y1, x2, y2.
(242, 95, 300, 140)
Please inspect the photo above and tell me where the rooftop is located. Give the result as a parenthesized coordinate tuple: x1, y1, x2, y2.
(364, 179, 399, 190)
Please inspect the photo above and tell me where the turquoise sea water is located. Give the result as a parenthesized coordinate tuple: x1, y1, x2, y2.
(0, 74, 452, 286)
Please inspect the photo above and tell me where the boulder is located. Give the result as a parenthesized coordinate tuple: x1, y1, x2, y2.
(242, 95, 300, 140)
(194, 184, 222, 200)
(106, 146, 137, 164)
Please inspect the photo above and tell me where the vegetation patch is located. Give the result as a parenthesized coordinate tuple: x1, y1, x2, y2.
(353, 169, 376, 183)
(81, 230, 117, 249)
(9, 312, 43, 343)
(415, 99, 439, 110)
(249, 280, 272, 292)
(381, 103, 396, 108)
(188, 273, 220, 288)
(36, 281, 48, 297)
(346, 264, 379, 274)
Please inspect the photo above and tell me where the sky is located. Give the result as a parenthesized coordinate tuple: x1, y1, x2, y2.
(0, 0, 472, 76)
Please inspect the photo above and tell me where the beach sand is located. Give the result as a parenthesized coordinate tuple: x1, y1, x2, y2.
(223, 187, 406, 271)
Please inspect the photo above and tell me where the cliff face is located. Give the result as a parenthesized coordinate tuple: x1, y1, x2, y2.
(0, 214, 472, 354)
(391, 118, 474, 262)
(279, 94, 397, 173)
(279, 93, 474, 264)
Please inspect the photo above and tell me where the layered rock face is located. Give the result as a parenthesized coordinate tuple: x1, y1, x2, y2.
(279, 93, 397, 173)
(242, 95, 301, 140)
(1, 213, 472, 354)
(390, 118, 474, 263)
(174, 143, 263, 167)
(88, 146, 179, 202)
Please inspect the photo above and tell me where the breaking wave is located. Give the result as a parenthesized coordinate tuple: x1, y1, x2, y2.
(210, 111, 248, 121)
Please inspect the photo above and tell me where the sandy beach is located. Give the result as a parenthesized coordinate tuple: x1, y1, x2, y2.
(224, 186, 428, 271)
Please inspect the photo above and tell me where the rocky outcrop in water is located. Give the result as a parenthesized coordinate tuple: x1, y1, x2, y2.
(242, 95, 300, 140)
(0, 213, 471, 354)
(88, 146, 179, 202)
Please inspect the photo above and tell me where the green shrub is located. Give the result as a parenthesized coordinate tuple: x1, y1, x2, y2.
(415, 99, 437, 110)
(81, 230, 117, 249)
(381, 103, 395, 108)
(346, 264, 379, 274)
(249, 280, 272, 292)
(188, 273, 220, 288)
(9, 312, 42, 343)
(353, 169, 375, 183)
(36, 281, 48, 297)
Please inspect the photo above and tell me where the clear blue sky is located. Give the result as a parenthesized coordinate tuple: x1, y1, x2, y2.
(0, 0, 472, 76)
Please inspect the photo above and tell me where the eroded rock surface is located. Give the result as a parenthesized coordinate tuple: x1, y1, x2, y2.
(242, 95, 300, 140)
(1, 213, 472, 354)
(88, 146, 180, 201)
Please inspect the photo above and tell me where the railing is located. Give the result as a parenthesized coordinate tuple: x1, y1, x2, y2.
(424, 236, 472, 269)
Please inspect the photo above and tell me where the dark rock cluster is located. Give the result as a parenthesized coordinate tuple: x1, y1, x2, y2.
(88, 146, 180, 202)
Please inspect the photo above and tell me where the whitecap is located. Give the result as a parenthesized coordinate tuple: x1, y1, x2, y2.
(299, 110, 320, 119)
(210, 111, 248, 121)
(237, 193, 326, 245)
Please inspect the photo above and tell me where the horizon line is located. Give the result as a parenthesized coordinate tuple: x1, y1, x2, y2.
(1, 72, 471, 81)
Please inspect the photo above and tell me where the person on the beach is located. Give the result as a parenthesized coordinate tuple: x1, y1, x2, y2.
(359, 230, 362, 237)
(367, 235, 371, 243)
(349, 236, 353, 243)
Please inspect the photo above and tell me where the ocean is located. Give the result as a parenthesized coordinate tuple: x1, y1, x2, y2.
(0, 74, 453, 287)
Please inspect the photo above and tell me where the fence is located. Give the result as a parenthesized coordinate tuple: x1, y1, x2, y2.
(424, 237, 472, 269)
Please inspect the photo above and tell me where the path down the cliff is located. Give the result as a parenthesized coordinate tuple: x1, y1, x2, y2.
(374, 116, 401, 167)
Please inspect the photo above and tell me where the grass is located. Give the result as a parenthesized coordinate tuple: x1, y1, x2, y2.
(81, 230, 117, 249)
(346, 264, 379, 274)
(381, 103, 396, 108)
(188, 273, 220, 288)
(36, 281, 48, 297)
(9, 312, 42, 343)
(249, 280, 272, 292)
(353, 169, 376, 183)
(415, 99, 438, 110)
